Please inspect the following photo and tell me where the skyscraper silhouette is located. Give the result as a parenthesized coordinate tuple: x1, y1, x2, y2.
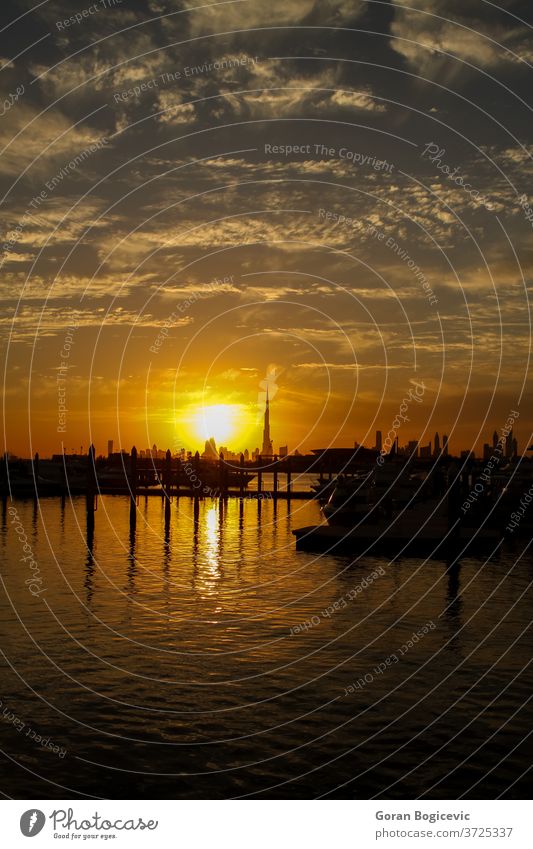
(203, 437, 217, 459)
(261, 387, 273, 456)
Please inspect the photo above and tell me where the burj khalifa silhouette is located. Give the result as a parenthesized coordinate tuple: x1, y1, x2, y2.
(261, 387, 273, 457)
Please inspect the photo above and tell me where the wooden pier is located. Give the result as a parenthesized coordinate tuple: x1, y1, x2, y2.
(1, 446, 319, 503)
(112, 448, 312, 499)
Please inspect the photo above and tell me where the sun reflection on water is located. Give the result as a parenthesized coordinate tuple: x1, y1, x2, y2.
(201, 504, 222, 596)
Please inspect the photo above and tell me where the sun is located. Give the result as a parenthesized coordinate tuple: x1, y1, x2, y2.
(194, 404, 237, 444)
(175, 401, 259, 451)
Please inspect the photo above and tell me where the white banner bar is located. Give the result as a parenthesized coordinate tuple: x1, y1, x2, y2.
(0, 799, 531, 848)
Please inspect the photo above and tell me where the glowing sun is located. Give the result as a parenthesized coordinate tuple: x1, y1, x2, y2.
(175, 401, 259, 451)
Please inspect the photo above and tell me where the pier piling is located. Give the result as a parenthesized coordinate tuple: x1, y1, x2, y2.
(129, 446, 137, 528)
(86, 444, 96, 531)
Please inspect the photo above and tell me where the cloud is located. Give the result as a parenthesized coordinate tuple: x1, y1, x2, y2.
(390, 0, 530, 79)
(0, 102, 109, 180)
(330, 90, 386, 112)
(155, 93, 197, 124)
(184, 0, 365, 36)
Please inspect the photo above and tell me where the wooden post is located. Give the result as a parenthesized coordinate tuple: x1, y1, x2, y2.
(175, 455, 180, 498)
(164, 449, 171, 523)
(60, 448, 67, 497)
(86, 503, 94, 553)
(287, 456, 292, 500)
(194, 451, 200, 500)
(257, 455, 262, 495)
(86, 444, 96, 531)
(448, 466, 461, 531)
(273, 455, 278, 501)
(239, 453, 244, 499)
(165, 449, 171, 497)
(130, 446, 137, 527)
(219, 451, 226, 498)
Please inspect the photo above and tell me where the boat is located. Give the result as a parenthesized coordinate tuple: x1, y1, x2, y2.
(310, 477, 337, 504)
(293, 521, 502, 558)
(321, 473, 376, 525)
(294, 495, 503, 558)
(320, 465, 426, 526)
(296, 464, 504, 557)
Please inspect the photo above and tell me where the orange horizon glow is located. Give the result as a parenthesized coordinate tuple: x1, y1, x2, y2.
(176, 402, 259, 449)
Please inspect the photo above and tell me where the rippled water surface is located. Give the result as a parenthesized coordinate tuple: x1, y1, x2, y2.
(0, 495, 531, 798)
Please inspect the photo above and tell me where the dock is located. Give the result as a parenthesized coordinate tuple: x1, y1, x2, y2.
(1, 446, 318, 506)
(293, 523, 504, 558)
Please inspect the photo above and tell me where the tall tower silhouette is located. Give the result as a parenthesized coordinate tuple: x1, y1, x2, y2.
(261, 387, 273, 456)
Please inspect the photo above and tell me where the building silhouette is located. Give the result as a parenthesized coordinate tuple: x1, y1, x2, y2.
(203, 437, 217, 460)
(506, 429, 513, 459)
(261, 387, 273, 456)
(434, 432, 440, 456)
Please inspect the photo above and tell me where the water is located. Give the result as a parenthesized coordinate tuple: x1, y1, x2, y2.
(0, 495, 531, 799)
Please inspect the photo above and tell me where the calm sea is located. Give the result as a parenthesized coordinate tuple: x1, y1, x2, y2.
(0, 493, 531, 799)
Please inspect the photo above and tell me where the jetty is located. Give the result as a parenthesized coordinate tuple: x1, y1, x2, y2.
(293, 521, 503, 558)
(1, 446, 318, 501)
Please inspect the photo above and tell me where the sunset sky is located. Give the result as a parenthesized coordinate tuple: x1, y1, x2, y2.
(1, 0, 532, 456)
